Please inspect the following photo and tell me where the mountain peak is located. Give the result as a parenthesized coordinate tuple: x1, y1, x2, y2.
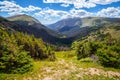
(48, 17, 120, 37)
(7, 14, 40, 24)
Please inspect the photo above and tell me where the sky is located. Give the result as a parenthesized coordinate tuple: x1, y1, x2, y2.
(0, 0, 120, 24)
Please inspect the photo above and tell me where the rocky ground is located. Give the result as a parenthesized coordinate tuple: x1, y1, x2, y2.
(22, 59, 120, 80)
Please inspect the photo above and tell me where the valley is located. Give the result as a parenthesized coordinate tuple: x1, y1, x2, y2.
(0, 14, 120, 80)
(1, 0, 120, 80)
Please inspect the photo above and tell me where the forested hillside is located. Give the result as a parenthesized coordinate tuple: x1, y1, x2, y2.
(0, 15, 120, 80)
(72, 24, 120, 68)
(0, 16, 74, 45)
(1, 0, 120, 79)
(0, 26, 55, 74)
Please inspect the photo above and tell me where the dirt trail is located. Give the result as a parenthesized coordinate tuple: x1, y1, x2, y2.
(23, 59, 120, 80)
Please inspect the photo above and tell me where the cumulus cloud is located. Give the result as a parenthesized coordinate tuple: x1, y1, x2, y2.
(43, 0, 120, 8)
(43, 0, 96, 8)
(0, 1, 120, 24)
(73, 1, 96, 9)
(0, 1, 23, 13)
(34, 7, 70, 24)
(23, 5, 41, 12)
(34, 7, 92, 22)
(97, 7, 120, 17)
(70, 9, 92, 17)
(0, 1, 41, 15)
(89, 0, 120, 5)
(35, 7, 69, 20)
(34, 6, 120, 24)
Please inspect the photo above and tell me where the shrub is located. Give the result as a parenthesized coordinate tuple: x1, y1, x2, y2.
(0, 51, 33, 74)
(76, 41, 98, 60)
(97, 47, 120, 68)
(0, 28, 33, 74)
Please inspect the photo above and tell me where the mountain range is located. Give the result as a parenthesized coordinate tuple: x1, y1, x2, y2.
(0, 14, 120, 45)
(48, 17, 120, 37)
(0, 15, 74, 45)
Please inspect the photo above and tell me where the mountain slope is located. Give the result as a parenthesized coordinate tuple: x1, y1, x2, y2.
(7, 14, 40, 24)
(0, 16, 74, 45)
(48, 17, 120, 37)
(6, 15, 65, 43)
(7, 14, 61, 37)
(48, 18, 81, 31)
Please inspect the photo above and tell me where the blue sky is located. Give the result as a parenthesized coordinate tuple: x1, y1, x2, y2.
(0, 0, 120, 24)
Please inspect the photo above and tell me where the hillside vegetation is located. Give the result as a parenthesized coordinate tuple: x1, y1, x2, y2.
(48, 17, 120, 37)
(72, 24, 120, 68)
(0, 51, 120, 80)
(0, 15, 120, 80)
(0, 27, 55, 74)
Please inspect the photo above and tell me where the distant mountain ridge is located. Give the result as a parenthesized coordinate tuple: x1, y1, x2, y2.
(48, 17, 81, 31)
(0, 15, 74, 45)
(7, 15, 60, 36)
(48, 17, 120, 37)
(1, 15, 120, 45)
(7, 14, 40, 24)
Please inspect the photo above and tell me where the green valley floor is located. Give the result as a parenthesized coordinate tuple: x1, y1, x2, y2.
(0, 51, 120, 80)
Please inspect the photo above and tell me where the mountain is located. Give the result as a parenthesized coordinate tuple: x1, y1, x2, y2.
(2, 15, 120, 45)
(0, 15, 74, 45)
(48, 17, 81, 31)
(7, 14, 61, 37)
(6, 15, 64, 42)
(7, 14, 40, 23)
(48, 17, 120, 37)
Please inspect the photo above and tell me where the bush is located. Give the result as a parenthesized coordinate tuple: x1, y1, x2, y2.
(76, 41, 98, 60)
(97, 47, 120, 68)
(12, 52, 33, 74)
(0, 48, 33, 74)
(0, 28, 33, 74)
(0, 27, 56, 74)
(73, 28, 120, 69)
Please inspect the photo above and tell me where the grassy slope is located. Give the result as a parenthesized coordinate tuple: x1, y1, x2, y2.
(0, 51, 120, 80)
(7, 15, 40, 23)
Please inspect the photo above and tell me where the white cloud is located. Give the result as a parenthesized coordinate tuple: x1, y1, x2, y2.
(61, 4, 69, 7)
(73, 1, 96, 9)
(43, 0, 96, 8)
(89, 0, 120, 5)
(70, 9, 92, 17)
(35, 7, 69, 20)
(0, 1, 23, 13)
(8, 11, 24, 15)
(1, 1, 120, 24)
(43, 0, 120, 8)
(34, 7, 71, 24)
(34, 6, 120, 24)
(97, 7, 120, 17)
(34, 7, 93, 24)
(23, 5, 41, 12)
(0, 1, 41, 15)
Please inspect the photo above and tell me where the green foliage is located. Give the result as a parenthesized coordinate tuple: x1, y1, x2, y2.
(76, 41, 98, 60)
(45, 45, 55, 61)
(97, 42, 120, 68)
(0, 51, 33, 74)
(79, 57, 93, 62)
(0, 28, 33, 73)
(73, 25, 120, 68)
(97, 49, 120, 68)
(16, 32, 55, 60)
(0, 27, 55, 73)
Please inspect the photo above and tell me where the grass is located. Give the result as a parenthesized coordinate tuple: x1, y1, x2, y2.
(0, 50, 120, 80)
